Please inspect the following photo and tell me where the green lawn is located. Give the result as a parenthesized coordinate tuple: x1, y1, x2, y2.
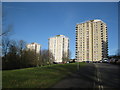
(2, 62, 85, 88)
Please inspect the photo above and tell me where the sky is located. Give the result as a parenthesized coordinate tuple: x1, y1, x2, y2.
(2, 2, 118, 58)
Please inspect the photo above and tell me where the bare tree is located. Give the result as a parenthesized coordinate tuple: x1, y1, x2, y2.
(2, 37, 11, 69)
(17, 40, 26, 68)
(41, 50, 49, 66)
(18, 40, 26, 54)
(62, 51, 71, 63)
(40, 50, 54, 66)
(1, 13, 14, 69)
(48, 51, 54, 65)
(0, 25, 13, 36)
(2, 40, 20, 69)
(1, 9, 13, 37)
(2, 37, 11, 57)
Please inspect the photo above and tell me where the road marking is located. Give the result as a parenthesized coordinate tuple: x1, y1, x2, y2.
(101, 85, 103, 90)
(94, 63, 104, 90)
(98, 85, 104, 90)
(98, 78, 100, 82)
(93, 82, 96, 89)
(98, 85, 100, 89)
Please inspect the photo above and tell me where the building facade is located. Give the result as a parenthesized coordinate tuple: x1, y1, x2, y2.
(49, 35, 69, 63)
(75, 19, 108, 62)
(26, 42, 41, 54)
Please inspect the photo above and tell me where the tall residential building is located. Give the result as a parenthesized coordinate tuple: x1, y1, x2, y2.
(26, 42, 41, 53)
(75, 19, 108, 62)
(48, 35, 69, 63)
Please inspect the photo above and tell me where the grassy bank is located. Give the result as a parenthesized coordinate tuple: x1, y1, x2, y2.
(3, 62, 85, 88)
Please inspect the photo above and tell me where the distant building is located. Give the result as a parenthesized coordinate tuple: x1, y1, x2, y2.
(49, 35, 69, 63)
(26, 42, 41, 53)
(75, 19, 108, 62)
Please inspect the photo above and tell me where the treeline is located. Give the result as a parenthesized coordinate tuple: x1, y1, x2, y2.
(108, 49, 120, 59)
(2, 37, 54, 70)
(108, 54, 120, 59)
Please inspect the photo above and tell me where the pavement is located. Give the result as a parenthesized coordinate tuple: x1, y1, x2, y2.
(52, 63, 120, 89)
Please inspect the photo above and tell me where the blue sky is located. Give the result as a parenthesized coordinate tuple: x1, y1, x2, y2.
(3, 2, 118, 58)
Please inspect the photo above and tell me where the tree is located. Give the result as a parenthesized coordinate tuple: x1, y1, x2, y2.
(1, 9, 13, 37)
(41, 50, 49, 65)
(62, 51, 71, 63)
(2, 39, 54, 69)
(2, 12, 14, 69)
(22, 50, 38, 67)
(40, 50, 54, 66)
(108, 49, 120, 60)
(2, 40, 20, 69)
(48, 51, 54, 65)
(2, 39, 27, 69)
(0, 25, 13, 36)
(2, 37, 11, 57)
(17, 40, 26, 68)
(2, 37, 11, 69)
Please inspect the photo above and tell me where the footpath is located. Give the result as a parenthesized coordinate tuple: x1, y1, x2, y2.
(52, 63, 96, 88)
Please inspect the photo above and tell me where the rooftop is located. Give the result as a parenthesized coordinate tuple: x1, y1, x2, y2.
(76, 19, 106, 25)
(49, 35, 69, 39)
(27, 42, 41, 45)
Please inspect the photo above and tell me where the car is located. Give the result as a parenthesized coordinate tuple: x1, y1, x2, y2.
(116, 59, 120, 64)
(66, 61, 69, 63)
(86, 61, 91, 63)
(102, 59, 108, 63)
(98, 60, 102, 63)
(109, 59, 114, 63)
(53, 62, 58, 64)
(109, 58, 118, 64)
(93, 61, 97, 63)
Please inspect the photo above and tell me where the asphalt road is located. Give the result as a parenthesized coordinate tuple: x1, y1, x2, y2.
(94, 63, 120, 89)
(52, 63, 120, 89)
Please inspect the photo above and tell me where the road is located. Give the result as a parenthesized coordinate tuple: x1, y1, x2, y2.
(94, 63, 120, 89)
(52, 63, 120, 89)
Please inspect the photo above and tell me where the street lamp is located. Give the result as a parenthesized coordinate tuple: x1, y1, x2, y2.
(77, 51, 80, 71)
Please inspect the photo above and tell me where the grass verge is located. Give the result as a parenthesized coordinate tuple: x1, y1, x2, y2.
(2, 62, 86, 88)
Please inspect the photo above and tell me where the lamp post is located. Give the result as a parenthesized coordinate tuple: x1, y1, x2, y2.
(77, 51, 80, 71)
